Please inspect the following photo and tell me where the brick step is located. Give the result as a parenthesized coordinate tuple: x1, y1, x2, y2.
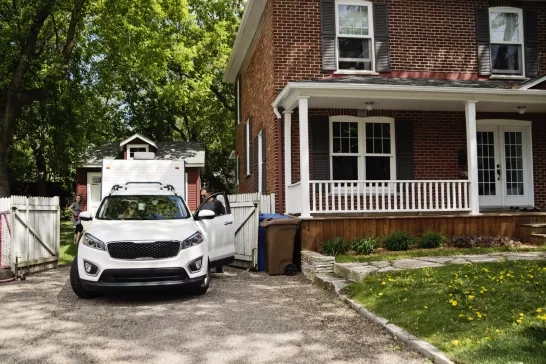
(520, 224, 546, 228)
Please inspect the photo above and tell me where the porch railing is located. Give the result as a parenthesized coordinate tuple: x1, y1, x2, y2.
(309, 180, 471, 213)
(286, 182, 302, 214)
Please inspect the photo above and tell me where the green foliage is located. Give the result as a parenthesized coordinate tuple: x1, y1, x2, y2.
(321, 237, 347, 256)
(419, 231, 447, 249)
(350, 237, 377, 255)
(383, 231, 413, 251)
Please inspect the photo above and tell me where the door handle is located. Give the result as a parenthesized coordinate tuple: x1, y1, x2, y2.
(224, 221, 233, 225)
(496, 164, 501, 181)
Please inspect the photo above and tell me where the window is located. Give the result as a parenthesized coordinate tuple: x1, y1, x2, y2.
(489, 7, 524, 75)
(335, 0, 374, 71)
(330, 116, 395, 181)
(128, 144, 149, 159)
(245, 120, 251, 175)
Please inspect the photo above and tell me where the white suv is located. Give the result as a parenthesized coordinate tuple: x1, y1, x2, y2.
(70, 182, 236, 298)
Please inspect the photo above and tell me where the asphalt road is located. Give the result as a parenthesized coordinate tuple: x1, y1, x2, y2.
(0, 267, 425, 364)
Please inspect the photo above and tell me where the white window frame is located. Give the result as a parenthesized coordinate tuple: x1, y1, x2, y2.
(488, 7, 525, 76)
(236, 155, 240, 186)
(127, 144, 149, 160)
(329, 116, 396, 182)
(236, 77, 241, 125)
(334, 0, 375, 74)
(245, 120, 251, 176)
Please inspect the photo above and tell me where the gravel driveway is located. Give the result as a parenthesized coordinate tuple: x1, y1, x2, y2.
(0, 267, 424, 364)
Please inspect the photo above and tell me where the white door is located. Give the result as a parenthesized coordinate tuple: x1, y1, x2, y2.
(195, 192, 235, 266)
(87, 173, 102, 214)
(477, 123, 533, 208)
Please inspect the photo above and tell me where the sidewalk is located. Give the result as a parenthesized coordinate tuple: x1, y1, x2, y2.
(334, 251, 546, 283)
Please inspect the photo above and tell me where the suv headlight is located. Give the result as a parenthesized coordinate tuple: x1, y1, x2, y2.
(82, 234, 106, 251)
(181, 231, 204, 249)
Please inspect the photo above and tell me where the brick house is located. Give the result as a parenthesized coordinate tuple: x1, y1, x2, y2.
(224, 0, 546, 249)
(76, 133, 205, 213)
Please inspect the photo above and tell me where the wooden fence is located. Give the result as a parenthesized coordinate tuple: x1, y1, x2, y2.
(0, 196, 60, 274)
(228, 193, 276, 214)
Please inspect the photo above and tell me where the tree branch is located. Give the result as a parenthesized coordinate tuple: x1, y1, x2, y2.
(210, 84, 232, 112)
(62, 0, 87, 66)
(15, 89, 53, 103)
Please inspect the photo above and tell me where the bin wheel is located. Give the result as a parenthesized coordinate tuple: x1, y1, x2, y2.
(284, 263, 298, 276)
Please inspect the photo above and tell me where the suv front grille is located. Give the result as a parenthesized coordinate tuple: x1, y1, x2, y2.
(107, 241, 181, 260)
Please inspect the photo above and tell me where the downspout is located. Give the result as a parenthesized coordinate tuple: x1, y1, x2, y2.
(273, 99, 283, 213)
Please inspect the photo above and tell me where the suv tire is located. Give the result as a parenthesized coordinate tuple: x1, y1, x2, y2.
(70, 258, 98, 299)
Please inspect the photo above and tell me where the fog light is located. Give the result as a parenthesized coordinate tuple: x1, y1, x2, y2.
(83, 260, 99, 276)
(189, 257, 203, 273)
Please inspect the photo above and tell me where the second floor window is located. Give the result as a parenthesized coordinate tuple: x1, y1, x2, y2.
(128, 145, 148, 159)
(336, 1, 373, 71)
(489, 7, 523, 75)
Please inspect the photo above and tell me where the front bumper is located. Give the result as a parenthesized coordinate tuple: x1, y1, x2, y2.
(81, 267, 206, 292)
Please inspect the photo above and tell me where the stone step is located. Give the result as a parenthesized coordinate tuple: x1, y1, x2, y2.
(334, 263, 379, 283)
(521, 223, 546, 228)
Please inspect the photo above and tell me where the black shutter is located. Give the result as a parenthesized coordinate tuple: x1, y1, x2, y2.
(476, 9, 491, 76)
(236, 75, 242, 124)
(261, 130, 266, 194)
(321, 0, 336, 71)
(373, 3, 390, 72)
(524, 10, 539, 78)
(253, 135, 259, 192)
(395, 120, 414, 180)
(243, 121, 248, 175)
(248, 117, 253, 174)
(311, 116, 330, 180)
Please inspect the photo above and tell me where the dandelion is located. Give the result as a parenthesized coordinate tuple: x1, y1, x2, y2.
(468, 295, 475, 300)
(467, 317, 474, 321)
(495, 329, 501, 333)
(537, 308, 543, 313)
(459, 314, 465, 318)
(451, 300, 458, 307)
(476, 312, 483, 319)
(381, 281, 386, 285)
(424, 306, 428, 309)
(517, 319, 522, 324)
(519, 313, 525, 317)
(378, 293, 383, 296)
(451, 340, 459, 346)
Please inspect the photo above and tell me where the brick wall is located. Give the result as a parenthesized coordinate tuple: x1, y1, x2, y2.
(236, 1, 282, 212)
(269, 0, 546, 87)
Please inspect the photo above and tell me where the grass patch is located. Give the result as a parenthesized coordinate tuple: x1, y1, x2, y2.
(336, 245, 546, 263)
(59, 220, 77, 266)
(346, 261, 546, 364)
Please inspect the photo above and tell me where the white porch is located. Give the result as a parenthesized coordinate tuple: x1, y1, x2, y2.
(275, 80, 546, 218)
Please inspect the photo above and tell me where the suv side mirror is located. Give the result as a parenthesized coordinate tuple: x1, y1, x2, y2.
(79, 211, 93, 221)
(196, 210, 215, 220)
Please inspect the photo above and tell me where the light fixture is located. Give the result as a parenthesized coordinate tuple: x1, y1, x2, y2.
(518, 106, 526, 115)
(365, 101, 374, 111)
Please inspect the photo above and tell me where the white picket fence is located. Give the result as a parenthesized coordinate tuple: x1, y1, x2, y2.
(0, 196, 60, 273)
(228, 193, 276, 214)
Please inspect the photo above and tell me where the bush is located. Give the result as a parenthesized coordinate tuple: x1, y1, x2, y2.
(383, 231, 413, 251)
(450, 235, 522, 248)
(419, 231, 446, 249)
(350, 237, 377, 255)
(321, 237, 347, 256)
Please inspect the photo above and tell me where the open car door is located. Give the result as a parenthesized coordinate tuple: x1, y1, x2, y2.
(194, 192, 235, 268)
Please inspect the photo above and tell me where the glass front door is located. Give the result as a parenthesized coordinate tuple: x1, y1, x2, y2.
(477, 124, 532, 208)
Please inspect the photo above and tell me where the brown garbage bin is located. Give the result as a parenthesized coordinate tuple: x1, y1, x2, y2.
(260, 217, 301, 276)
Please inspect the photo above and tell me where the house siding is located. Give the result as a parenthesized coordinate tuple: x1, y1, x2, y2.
(186, 167, 201, 211)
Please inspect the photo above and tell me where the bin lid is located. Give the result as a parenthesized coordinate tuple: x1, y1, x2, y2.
(260, 217, 301, 227)
(259, 213, 291, 222)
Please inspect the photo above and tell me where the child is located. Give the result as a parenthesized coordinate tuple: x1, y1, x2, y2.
(68, 195, 84, 244)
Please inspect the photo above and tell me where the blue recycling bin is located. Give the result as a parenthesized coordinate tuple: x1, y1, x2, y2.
(258, 213, 290, 271)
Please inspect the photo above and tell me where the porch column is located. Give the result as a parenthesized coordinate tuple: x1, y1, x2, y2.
(465, 101, 480, 215)
(284, 111, 292, 213)
(298, 97, 311, 218)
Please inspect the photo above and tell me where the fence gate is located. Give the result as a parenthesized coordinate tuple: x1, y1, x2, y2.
(9, 196, 60, 274)
(228, 193, 276, 269)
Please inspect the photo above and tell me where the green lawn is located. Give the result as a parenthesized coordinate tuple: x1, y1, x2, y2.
(59, 220, 77, 266)
(336, 245, 546, 263)
(346, 261, 546, 364)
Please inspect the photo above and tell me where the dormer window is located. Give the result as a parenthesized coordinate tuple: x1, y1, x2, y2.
(128, 145, 149, 159)
(335, 1, 374, 71)
(489, 8, 523, 75)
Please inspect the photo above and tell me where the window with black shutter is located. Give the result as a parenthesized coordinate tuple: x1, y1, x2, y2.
(320, 1, 390, 72)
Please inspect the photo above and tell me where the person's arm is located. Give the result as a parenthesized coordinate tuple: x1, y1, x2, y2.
(68, 202, 75, 214)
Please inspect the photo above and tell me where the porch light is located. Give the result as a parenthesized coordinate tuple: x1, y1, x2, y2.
(517, 106, 526, 115)
(365, 101, 374, 111)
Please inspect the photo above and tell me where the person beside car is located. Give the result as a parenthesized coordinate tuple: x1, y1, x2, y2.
(68, 194, 84, 244)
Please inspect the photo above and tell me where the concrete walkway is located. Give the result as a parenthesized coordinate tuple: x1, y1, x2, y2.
(335, 251, 546, 283)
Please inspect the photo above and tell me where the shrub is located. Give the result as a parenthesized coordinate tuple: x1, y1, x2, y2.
(350, 237, 377, 255)
(450, 235, 520, 248)
(321, 237, 347, 256)
(383, 231, 413, 251)
(419, 231, 447, 249)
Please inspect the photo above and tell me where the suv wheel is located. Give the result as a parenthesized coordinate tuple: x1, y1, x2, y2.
(70, 259, 98, 299)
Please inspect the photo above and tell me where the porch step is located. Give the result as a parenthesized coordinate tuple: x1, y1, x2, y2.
(521, 224, 546, 228)
(531, 233, 546, 238)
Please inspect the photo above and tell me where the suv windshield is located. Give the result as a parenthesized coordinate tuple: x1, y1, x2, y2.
(95, 195, 190, 220)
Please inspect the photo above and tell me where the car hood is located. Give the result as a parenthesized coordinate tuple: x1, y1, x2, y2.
(84, 219, 200, 243)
